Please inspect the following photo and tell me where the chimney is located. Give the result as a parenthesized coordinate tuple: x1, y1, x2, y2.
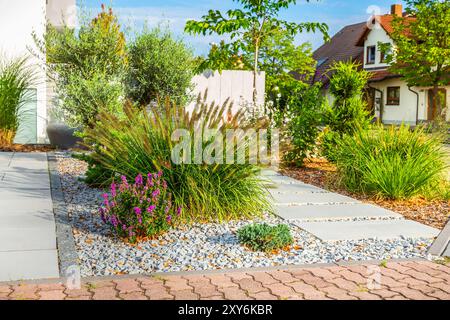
(391, 4, 403, 17)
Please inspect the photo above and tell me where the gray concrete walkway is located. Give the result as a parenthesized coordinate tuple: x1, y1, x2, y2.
(0, 152, 59, 281)
(263, 170, 440, 242)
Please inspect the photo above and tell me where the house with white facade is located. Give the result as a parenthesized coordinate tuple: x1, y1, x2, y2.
(0, 0, 76, 144)
(311, 4, 449, 125)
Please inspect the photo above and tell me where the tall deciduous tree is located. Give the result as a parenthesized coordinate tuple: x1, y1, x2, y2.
(185, 0, 328, 107)
(257, 26, 316, 115)
(381, 0, 450, 117)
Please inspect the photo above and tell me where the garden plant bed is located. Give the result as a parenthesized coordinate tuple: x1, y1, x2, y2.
(57, 152, 432, 277)
(0, 143, 55, 153)
(281, 158, 450, 230)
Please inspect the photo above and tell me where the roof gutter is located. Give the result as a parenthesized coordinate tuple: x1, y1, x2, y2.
(408, 86, 419, 126)
(368, 84, 384, 123)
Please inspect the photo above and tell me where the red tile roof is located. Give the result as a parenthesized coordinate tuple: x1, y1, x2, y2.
(305, 13, 416, 87)
(367, 69, 400, 82)
(295, 22, 367, 86)
(356, 14, 416, 46)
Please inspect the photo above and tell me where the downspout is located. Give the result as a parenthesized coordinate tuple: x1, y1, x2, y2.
(368, 84, 383, 123)
(408, 86, 419, 126)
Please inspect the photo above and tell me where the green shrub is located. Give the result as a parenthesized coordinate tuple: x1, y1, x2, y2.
(35, 5, 127, 127)
(333, 124, 448, 200)
(0, 55, 36, 143)
(321, 61, 371, 161)
(237, 223, 293, 252)
(82, 98, 272, 222)
(282, 84, 324, 166)
(99, 172, 180, 243)
(126, 27, 196, 106)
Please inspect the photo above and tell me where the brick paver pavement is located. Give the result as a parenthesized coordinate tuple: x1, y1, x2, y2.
(1, 261, 449, 300)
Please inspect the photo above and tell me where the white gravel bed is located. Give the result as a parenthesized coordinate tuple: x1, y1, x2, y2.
(55, 152, 432, 277)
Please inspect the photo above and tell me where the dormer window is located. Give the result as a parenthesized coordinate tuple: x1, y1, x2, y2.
(367, 46, 376, 64)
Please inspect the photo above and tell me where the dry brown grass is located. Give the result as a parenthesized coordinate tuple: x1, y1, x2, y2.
(0, 129, 14, 145)
(0, 129, 55, 152)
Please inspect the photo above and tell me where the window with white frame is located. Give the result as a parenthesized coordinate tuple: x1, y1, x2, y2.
(366, 46, 376, 64)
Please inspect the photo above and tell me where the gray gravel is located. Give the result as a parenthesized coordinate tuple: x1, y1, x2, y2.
(55, 151, 432, 277)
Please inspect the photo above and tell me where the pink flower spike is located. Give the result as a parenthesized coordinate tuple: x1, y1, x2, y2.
(135, 173, 143, 185)
(110, 183, 117, 197)
(152, 189, 160, 198)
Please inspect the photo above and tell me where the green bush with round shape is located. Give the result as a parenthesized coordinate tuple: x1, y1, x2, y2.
(126, 27, 196, 106)
(237, 223, 293, 252)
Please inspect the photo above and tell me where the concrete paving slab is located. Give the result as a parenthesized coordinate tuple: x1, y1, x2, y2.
(11, 152, 47, 162)
(0, 152, 59, 281)
(275, 203, 403, 221)
(0, 227, 56, 251)
(273, 192, 360, 205)
(260, 169, 282, 176)
(0, 189, 52, 214)
(0, 152, 13, 162)
(0, 212, 55, 229)
(8, 160, 48, 171)
(267, 183, 326, 194)
(0, 171, 50, 189)
(0, 250, 59, 281)
(0, 153, 13, 171)
(428, 219, 450, 256)
(266, 175, 307, 185)
(295, 220, 440, 241)
(5, 152, 48, 171)
(443, 244, 450, 257)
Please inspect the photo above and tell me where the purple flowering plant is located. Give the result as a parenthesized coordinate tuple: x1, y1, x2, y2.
(99, 171, 182, 243)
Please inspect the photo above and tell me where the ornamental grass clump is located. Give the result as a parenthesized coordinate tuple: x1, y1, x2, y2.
(99, 172, 181, 243)
(334, 124, 448, 200)
(0, 55, 36, 144)
(83, 97, 272, 222)
(237, 223, 293, 253)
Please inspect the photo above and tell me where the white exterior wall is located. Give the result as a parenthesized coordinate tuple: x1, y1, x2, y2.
(370, 78, 420, 124)
(0, 0, 75, 143)
(363, 21, 393, 69)
(187, 70, 265, 115)
(363, 19, 449, 124)
(370, 78, 450, 124)
(0, 0, 47, 143)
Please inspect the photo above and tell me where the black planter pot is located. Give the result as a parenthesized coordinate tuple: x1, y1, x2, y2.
(46, 123, 82, 149)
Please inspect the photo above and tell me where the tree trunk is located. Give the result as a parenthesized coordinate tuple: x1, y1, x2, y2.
(432, 83, 441, 120)
(252, 43, 259, 112)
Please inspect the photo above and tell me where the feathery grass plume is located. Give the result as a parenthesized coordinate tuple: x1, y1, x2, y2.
(82, 95, 272, 222)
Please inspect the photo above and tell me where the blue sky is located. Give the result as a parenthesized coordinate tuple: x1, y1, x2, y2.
(79, 0, 407, 55)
